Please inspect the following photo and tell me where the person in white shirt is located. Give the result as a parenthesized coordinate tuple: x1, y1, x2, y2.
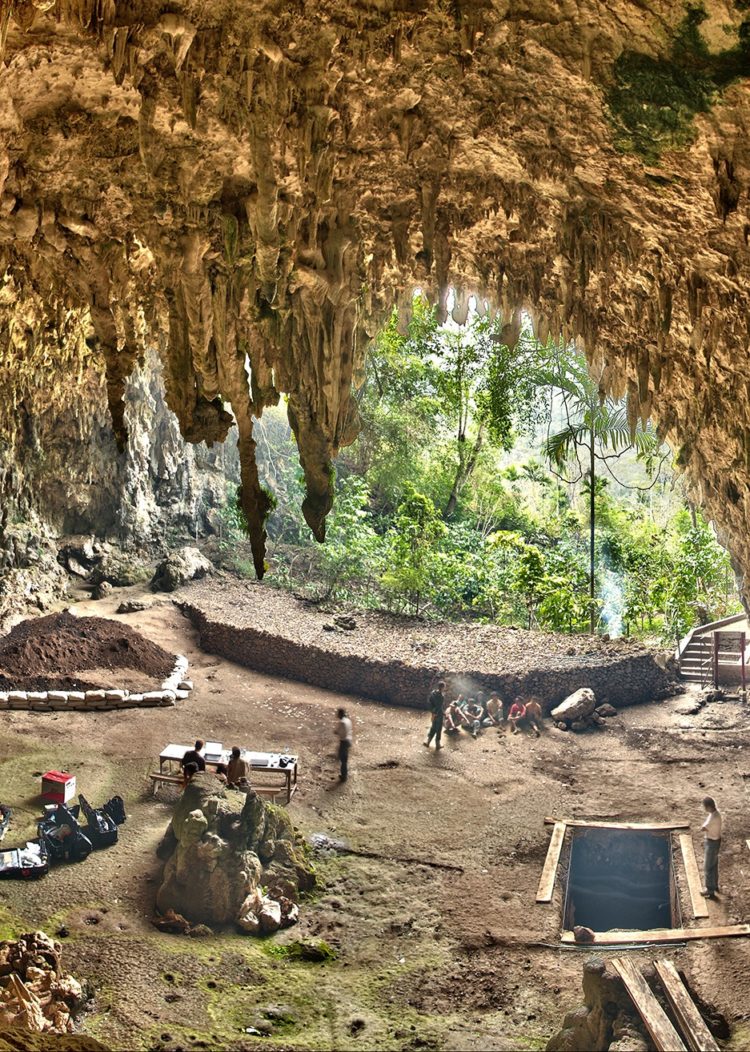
(335, 708, 353, 782)
(700, 795, 722, 899)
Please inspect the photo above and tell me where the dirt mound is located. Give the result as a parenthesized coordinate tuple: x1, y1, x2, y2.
(0, 611, 174, 691)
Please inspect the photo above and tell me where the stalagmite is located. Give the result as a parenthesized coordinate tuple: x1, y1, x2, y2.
(0, 1, 750, 592)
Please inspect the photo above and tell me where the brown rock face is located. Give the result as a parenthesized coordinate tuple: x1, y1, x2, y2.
(2, 2, 750, 589)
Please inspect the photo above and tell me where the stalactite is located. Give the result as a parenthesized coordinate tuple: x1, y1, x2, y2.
(1, 0, 750, 595)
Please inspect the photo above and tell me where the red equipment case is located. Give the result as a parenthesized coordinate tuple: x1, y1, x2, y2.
(40, 771, 76, 804)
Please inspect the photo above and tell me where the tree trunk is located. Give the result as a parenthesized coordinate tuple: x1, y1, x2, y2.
(443, 420, 485, 520)
(589, 437, 596, 634)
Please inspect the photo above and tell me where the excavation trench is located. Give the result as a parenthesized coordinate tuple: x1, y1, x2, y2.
(564, 829, 680, 933)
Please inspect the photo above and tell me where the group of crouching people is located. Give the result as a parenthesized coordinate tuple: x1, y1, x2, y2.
(424, 680, 543, 749)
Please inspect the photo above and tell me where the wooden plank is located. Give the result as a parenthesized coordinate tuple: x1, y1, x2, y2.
(654, 960, 719, 1052)
(561, 923, 750, 945)
(679, 834, 709, 919)
(536, 821, 566, 903)
(611, 957, 687, 1052)
(544, 816, 690, 830)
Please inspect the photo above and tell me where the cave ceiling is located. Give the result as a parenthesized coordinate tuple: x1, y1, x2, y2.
(1, 0, 750, 584)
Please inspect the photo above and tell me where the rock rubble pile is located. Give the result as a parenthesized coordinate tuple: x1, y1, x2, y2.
(0, 932, 85, 1036)
(181, 579, 676, 711)
(551, 688, 620, 732)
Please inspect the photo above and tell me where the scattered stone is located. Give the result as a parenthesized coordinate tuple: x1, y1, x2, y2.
(333, 615, 357, 630)
(151, 909, 192, 935)
(187, 924, 213, 938)
(573, 926, 595, 944)
(117, 599, 151, 614)
(555, 721, 569, 731)
(322, 623, 336, 632)
(282, 940, 336, 962)
(178, 679, 193, 691)
(150, 547, 213, 593)
(595, 703, 618, 717)
(92, 552, 150, 587)
(91, 580, 113, 600)
(570, 720, 589, 732)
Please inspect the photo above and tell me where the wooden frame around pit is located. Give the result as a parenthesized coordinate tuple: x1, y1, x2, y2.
(536, 816, 750, 945)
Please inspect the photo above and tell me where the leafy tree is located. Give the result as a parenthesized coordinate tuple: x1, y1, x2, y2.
(355, 298, 552, 522)
(380, 486, 445, 615)
(318, 475, 381, 602)
(541, 347, 662, 631)
(662, 508, 739, 641)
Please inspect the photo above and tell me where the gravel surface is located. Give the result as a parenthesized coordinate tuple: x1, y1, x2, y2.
(181, 576, 665, 674)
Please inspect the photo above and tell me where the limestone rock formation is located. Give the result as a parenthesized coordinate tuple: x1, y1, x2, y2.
(551, 688, 597, 723)
(150, 545, 212, 592)
(546, 958, 649, 1052)
(0, 931, 86, 1037)
(2, 2, 750, 590)
(155, 773, 314, 932)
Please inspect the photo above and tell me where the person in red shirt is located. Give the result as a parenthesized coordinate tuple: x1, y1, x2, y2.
(508, 699, 526, 734)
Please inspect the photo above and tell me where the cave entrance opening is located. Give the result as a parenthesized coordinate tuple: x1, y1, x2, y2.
(563, 828, 679, 932)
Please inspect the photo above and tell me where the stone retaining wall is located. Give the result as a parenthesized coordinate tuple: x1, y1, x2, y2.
(0, 655, 191, 712)
(182, 605, 674, 711)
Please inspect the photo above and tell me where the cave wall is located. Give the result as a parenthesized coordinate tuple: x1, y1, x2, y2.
(1, 2, 750, 594)
(0, 344, 231, 621)
(1, 344, 228, 544)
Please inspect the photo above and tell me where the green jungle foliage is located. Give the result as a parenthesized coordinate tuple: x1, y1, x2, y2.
(220, 299, 741, 642)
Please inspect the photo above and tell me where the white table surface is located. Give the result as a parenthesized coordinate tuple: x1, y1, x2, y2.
(159, 744, 297, 769)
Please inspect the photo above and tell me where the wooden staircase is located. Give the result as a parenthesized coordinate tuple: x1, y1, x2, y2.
(679, 635, 714, 684)
(676, 612, 747, 684)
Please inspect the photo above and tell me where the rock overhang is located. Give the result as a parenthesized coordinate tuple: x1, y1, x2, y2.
(0, 1, 749, 593)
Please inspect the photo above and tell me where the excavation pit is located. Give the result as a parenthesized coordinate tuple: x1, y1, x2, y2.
(564, 829, 679, 933)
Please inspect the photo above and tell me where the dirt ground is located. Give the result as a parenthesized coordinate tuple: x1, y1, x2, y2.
(1, 585, 750, 1052)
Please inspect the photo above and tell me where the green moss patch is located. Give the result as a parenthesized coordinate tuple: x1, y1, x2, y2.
(607, 3, 750, 162)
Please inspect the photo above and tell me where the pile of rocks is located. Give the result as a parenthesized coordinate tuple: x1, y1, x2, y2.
(155, 773, 314, 937)
(550, 688, 618, 733)
(0, 932, 85, 1036)
(180, 578, 676, 712)
(547, 957, 649, 1051)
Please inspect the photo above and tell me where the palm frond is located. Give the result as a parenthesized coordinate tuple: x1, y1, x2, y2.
(542, 424, 584, 467)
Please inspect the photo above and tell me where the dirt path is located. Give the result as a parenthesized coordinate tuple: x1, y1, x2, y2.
(0, 587, 749, 1051)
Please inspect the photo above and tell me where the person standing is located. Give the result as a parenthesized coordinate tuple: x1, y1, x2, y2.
(701, 795, 722, 899)
(424, 680, 446, 750)
(336, 707, 353, 782)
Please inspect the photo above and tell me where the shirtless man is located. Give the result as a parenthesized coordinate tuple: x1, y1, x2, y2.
(525, 699, 544, 737)
(485, 693, 504, 726)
